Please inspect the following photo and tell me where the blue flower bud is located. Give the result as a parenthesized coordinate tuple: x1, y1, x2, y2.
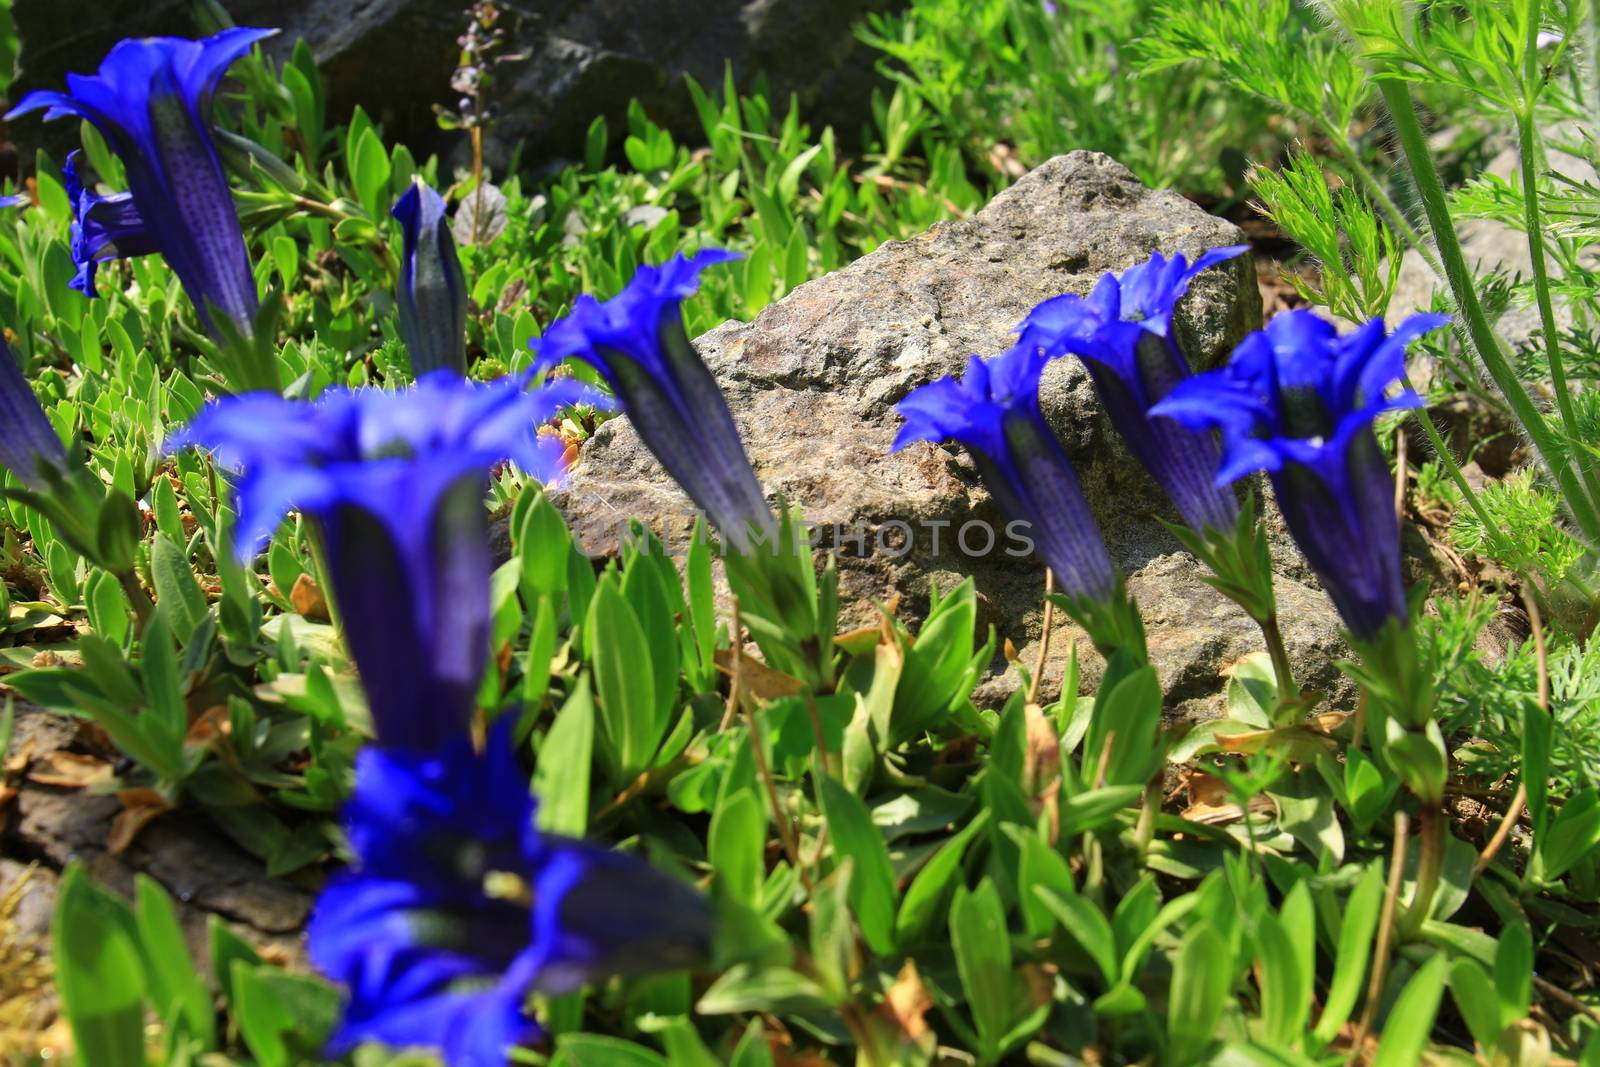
(393, 181, 468, 376)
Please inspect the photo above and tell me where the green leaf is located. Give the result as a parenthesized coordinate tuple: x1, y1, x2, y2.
(517, 491, 571, 600)
(1012, 827, 1076, 939)
(696, 965, 832, 1015)
(1256, 912, 1310, 1048)
(150, 533, 208, 637)
(658, 1019, 721, 1067)
(891, 578, 980, 742)
(230, 963, 337, 1067)
(1058, 785, 1143, 837)
(1036, 887, 1118, 987)
(139, 610, 188, 774)
(710, 789, 766, 907)
(209, 915, 262, 1009)
(1540, 788, 1600, 880)
(621, 545, 680, 736)
(685, 521, 717, 691)
(557, 1034, 670, 1067)
(818, 774, 898, 955)
(1492, 922, 1532, 1026)
(896, 809, 988, 946)
(731, 1019, 775, 1067)
(135, 874, 215, 1049)
(53, 864, 145, 1067)
(534, 677, 595, 836)
(587, 576, 661, 779)
(584, 114, 609, 172)
(350, 125, 392, 219)
(1370, 954, 1449, 1067)
(808, 862, 855, 1002)
(1449, 959, 1501, 1053)
(950, 879, 1012, 1060)
(1523, 700, 1552, 837)
(1165, 923, 1230, 1067)
(1086, 664, 1164, 787)
(1313, 860, 1385, 1045)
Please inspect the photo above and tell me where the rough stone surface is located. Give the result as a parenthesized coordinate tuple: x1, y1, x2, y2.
(10, 0, 895, 171)
(1, 703, 311, 975)
(554, 151, 1352, 716)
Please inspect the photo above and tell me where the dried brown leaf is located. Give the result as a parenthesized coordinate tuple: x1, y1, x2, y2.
(714, 648, 805, 701)
(107, 789, 172, 854)
(290, 573, 330, 621)
(26, 751, 112, 789)
(883, 959, 933, 1040)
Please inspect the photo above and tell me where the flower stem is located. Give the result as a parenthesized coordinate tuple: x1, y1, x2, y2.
(304, 525, 344, 636)
(1378, 78, 1600, 543)
(1259, 613, 1297, 717)
(1398, 802, 1445, 940)
(117, 569, 154, 631)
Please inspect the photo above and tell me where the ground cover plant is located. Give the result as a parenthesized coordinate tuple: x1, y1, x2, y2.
(0, 1, 1598, 1065)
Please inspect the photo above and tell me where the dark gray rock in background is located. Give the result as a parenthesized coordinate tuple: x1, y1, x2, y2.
(8, 0, 897, 171)
(553, 151, 1352, 717)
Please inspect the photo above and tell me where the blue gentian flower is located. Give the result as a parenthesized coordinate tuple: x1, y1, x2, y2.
(9, 28, 273, 338)
(63, 152, 159, 299)
(894, 342, 1117, 604)
(1020, 246, 1247, 535)
(309, 728, 713, 1067)
(530, 250, 775, 550)
(1153, 309, 1449, 640)
(167, 372, 601, 751)
(0, 334, 68, 491)
(393, 181, 468, 376)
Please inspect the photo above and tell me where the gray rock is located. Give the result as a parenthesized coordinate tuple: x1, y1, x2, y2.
(554, 151, 1352, 717)
(10, 0, 895, 172)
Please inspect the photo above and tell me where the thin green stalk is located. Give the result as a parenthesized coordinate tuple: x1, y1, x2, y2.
(1517, 6, 1600, 509)
(1379, 78, 1600, 543)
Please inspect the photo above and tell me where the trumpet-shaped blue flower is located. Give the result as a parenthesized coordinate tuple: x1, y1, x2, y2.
(1153, 309, 1448, 640)
(393, 181, 468, 376)
(531, 251, 775, 550)
(894, 342, 1116, 604)
(1019, 246, 1247, 534)
(167, 372, 601, 751)
(0, 335, 68, 491)
(9, 28, 273, 338)
(63, 152, 159, 299)
(309, 728, 713, 1067)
